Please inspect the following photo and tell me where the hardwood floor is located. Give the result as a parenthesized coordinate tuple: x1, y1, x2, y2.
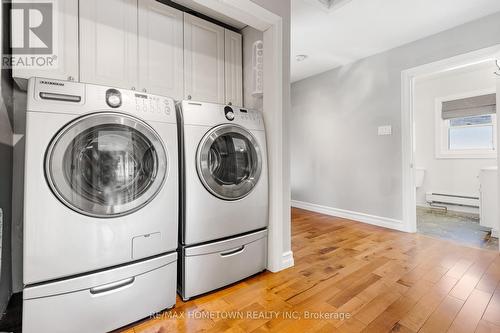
(121, 208, 500, 333)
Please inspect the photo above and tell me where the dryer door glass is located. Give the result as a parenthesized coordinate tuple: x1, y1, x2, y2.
(197, 124, 262, 200)
(45, 113, 167, 217)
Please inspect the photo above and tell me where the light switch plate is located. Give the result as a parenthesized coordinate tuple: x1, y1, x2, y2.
(378, 125, 392, 136)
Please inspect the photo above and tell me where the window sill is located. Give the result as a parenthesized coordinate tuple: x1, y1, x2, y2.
(435, 151, 497, 159)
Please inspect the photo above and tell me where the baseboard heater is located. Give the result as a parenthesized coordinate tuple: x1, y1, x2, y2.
(425, 192, 480, 211)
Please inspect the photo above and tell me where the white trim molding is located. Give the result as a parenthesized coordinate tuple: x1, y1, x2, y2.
(291, 200, 410, 233)
(401, 45, 500, 233)
(281, 251, 295, 270)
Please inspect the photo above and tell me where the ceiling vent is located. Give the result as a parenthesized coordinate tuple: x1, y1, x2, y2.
(304, 0, 353, 12)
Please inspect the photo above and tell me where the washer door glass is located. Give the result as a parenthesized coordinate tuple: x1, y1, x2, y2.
(197, 124, 262, 200)
(45, 112, 167, 217)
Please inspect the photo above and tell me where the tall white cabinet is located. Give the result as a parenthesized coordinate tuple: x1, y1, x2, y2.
(183, 13, 225, 103)
(138, 0, 184, 98)
(12, 0, 79, 88)
(79, 0, 138, 90)
(224, 29, 243, 106)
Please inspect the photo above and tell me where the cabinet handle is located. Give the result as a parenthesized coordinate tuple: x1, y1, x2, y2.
(142, 88, 147, 93)
(187, 95, 192, 100)
(228, 101, 232, 106)
(67, 76, 74, 81)
(131, 87, 136, 91)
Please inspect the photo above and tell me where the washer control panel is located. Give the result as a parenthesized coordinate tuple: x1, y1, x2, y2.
(29, 78, 177, 124)
(133, 92, 172, 116)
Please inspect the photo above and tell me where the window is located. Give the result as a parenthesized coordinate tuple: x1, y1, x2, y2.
(448, 115, 494, 150)
(436, 92, 497, 159)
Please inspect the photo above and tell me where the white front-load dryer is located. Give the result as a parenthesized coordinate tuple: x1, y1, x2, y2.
(179, 101, 268, 245)
(23, 78, 179, 285)
(178, 101, 268, 300)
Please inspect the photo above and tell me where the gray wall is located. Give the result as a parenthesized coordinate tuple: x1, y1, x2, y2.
(0, 79, 13, 314)
(0, 1, 14, 313)
(291, 11, 500, 221)
(250, 0, 292, 257)
(11, 88, 25, 293)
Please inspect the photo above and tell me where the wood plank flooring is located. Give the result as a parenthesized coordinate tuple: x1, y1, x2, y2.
(121, 208, 500, 333)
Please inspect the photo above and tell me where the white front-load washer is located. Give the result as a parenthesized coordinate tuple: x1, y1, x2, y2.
(178, 101, 268, 300)
(22, 78, 178, 333)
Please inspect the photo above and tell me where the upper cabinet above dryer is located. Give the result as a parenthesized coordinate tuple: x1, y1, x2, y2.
(11, 0, 79, 89)
(183, 13, 225, 104)
(224, 29, 243, 107)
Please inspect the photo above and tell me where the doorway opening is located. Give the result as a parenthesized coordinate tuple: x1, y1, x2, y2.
(402, 47, 500, 251)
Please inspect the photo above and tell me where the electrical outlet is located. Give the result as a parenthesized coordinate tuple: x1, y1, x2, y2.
(378, 125, 392, 136)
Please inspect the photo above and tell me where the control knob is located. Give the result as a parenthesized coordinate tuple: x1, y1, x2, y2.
(106, 89, 122, 108)
(224, 106, 235, 121)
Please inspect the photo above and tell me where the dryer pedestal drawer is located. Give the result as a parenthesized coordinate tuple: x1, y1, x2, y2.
(23, 253, 177, 333)
(181, 229, 267, 300)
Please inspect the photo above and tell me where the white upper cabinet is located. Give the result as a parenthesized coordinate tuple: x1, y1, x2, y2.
(12, 0, 79, 87)
(138, 0, 183, 99)
(224, 29, 243, 106)
(15, 1, 243, 101)
(79, 0, 138, 90)
(183, 13, 225, 103)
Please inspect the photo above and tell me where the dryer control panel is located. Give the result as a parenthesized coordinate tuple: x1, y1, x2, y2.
(181, 101, 264, 131)
(223, 105, 263, 125)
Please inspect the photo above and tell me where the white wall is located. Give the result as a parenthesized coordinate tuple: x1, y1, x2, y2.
(415, 62, 497, 211)
(291, 11, 500, 224)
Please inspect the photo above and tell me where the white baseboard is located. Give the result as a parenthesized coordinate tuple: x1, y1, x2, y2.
(281, 251, 294, 270)
(291, 200, 410, 232)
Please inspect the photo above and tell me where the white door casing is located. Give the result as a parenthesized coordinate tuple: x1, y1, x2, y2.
(497, 74, 500, 251)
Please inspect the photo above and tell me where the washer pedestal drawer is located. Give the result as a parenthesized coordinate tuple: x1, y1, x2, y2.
(180, 229, 267, 300)
(23, 253, 177, 333)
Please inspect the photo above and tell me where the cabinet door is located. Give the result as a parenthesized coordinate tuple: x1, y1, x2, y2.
(184, 13, 225, 103)
(224, 29, 243, 106)
(12, 0, 79, 86)
(80, 0, 138, 89)
(138, 0, 183, 99)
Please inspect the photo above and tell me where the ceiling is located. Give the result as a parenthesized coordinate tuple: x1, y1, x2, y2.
(292, 0, 500, 82)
